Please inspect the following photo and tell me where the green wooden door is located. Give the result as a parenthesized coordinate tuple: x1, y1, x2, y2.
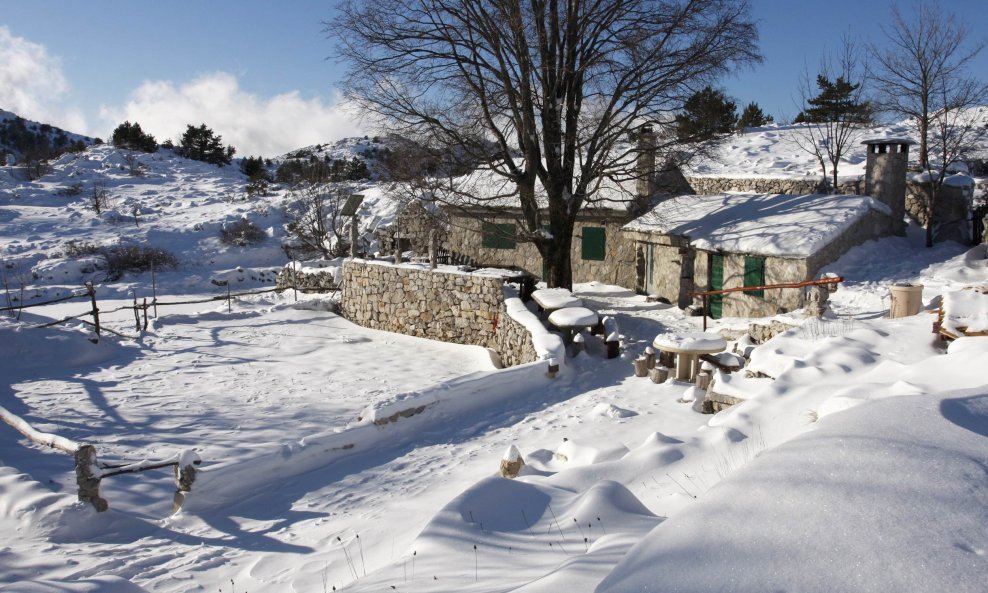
(709, 254, 724, 319)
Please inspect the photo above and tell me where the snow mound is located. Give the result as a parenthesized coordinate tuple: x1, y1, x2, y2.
(597, 392, 988, 593)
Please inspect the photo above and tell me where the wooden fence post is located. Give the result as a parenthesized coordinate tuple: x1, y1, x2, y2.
(633, 356, 649, 377)
(142, 298, 149, 331)
(132, 293, 140, 331)
(172, 455, 200, 513)
(85, 282, 100, 337)
(650, 365, 669, 384)
(151, 260, 158, 318)
(74, 444, 108, 512)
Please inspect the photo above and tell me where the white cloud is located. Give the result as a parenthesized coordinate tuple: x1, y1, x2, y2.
(0, 25, 90, 133)
(100, 72, 368, 157)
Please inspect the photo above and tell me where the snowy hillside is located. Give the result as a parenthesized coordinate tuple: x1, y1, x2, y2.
(0, 143, 411, 306)
(0, 109, 97, 165)
(687, 115, 988, 180)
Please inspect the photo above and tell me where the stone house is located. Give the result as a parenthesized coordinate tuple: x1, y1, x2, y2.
(622, 138, 913, 318)
(439, 136, 657, 285)
(444, 203, 641, 287)
(376, 199, 448, 256)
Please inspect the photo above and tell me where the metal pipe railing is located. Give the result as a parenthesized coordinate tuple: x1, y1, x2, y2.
(687, 276, 844, 331)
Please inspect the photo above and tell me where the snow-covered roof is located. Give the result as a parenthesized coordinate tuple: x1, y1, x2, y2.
(439, 167, 640, 213)
(624, 192, 889, 258)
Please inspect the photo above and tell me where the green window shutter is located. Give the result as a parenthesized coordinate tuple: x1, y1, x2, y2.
(581, 227, 606, 261)
(483, 222, 516, 249)
(744, 256, 765, 298)
(709, 254, 724, 319)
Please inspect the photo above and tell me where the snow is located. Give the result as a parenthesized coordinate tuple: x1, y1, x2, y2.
(531, 287, 583, 310)
(625, 192, 887, 258)
(1, 137, 987, 593)
(943, 287, 988, 333)
(547, 306, 598, 328)
(652, 330, 727, 352)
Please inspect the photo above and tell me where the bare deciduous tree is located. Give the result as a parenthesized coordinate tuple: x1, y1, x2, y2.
(330, 0, 760, 287)
(89, 181, 111, 215)
(870, 2, 988, 246)
(283, 183, 354, 259)
(790, 35, 873, 193)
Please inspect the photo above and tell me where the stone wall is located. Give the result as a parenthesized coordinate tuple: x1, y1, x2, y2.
(446, 214, 637, 287)
(377, 201, 448, 256)
(340, 260, 538, 367)
(692, 250, 806, 317)
(683, 176, 863, 197)
(276, 266, 339, 292)
(904, 181, 974, 244)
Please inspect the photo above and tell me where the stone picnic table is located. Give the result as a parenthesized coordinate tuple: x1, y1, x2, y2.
(531, 288, 583, 313)
(548, 306, 600, 349)
(652, 331, 727, 382)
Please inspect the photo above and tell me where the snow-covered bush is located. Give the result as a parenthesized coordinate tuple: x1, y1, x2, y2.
(219, 218, 267, 247)
(62, 240, 178, 280)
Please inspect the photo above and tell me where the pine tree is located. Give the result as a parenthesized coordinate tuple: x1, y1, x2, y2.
(111, 121, 157, 152)
(675, 86, 738, 142)
(178, 124, 234, 166)
(737, 102, 773, 130)
(794, 76, 870, 124)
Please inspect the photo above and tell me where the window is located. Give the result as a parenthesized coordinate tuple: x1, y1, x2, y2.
(743, 255, 766, 298)
(581, 226, 606, 261)
(482, 222, 516, 249)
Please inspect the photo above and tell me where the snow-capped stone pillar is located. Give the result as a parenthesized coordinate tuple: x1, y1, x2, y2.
(500, 445, 525, 478)
(636, 124, 657, 200)
(863, 137, 914, 236)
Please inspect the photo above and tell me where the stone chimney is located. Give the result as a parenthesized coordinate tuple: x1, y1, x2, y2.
(636, 124, 657, 199)
(863, 137, 914, 235)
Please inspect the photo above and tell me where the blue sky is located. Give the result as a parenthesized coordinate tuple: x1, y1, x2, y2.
(2, 1, 987, 156)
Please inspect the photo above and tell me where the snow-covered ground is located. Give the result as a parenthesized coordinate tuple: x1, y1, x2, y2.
(1, 139, 987, 592)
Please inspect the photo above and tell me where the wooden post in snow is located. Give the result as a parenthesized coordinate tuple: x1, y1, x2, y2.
(633, 356, 648, 377)
(172, 455, 199, 513)
(132, 293, 141, 331)
(85, 282, 100, 337)
(650, 365, 669, 384)
(696, 370, 712, 391)
(74, 444, 108, 512)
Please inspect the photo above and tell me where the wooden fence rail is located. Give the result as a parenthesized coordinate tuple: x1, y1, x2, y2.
(2, 402, 201, 513)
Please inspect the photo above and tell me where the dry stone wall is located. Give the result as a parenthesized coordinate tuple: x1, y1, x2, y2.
(683, 176, 863, 197)
(276, 266, 339, 292)
(341, 260, 537, 367)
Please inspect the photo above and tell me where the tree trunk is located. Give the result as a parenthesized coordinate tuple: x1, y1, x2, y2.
(543, 232, 573, 289)
(925, 184, 937, 248)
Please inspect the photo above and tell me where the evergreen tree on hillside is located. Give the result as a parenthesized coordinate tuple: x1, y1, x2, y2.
(240, 155, 269, 180)
(737, 102, 774, 130)
(789, 37, 874, 192)
(178, 124, 235, 166)
(111, 121, 158, 152)
(675, 87, 739, 142)
(794, 75, 870, 124)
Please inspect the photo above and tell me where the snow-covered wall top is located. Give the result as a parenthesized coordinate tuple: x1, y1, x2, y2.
(624, 192, 888, 258)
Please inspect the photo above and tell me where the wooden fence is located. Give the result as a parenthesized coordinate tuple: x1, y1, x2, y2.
(1, 282, 286, 339)
(0, 404, 200, 513)
(0, 281, 297, 511)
